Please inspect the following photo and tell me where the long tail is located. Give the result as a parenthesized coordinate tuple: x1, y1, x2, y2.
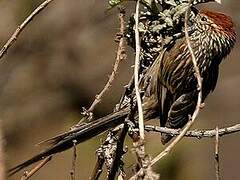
(8, 108, 129, 176)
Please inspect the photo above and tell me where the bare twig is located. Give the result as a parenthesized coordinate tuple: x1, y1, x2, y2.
(108, 123, 128, 180)
(70, 140, 77, 180)
(130, 2, 155, 176)
(89, 9, 126, 179)
(87, 8, 126, 114)
(134, 0, 145, 140)
(128, 104, 157, 179)
(90, 156, 105, 180)
(0, 0, 54, 60)
(145, 124, 240, 138)
(20, 156, 52, 180)
(215, 127, 220, 180)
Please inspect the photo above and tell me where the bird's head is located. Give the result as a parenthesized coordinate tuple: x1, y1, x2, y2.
(192, 0, 236, 40)
(190, 9, 236, 58)
(199, 10, 236, 40)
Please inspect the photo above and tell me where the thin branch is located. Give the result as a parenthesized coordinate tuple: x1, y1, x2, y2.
(128, 102, 157, 179)
(89, 9, 126, 180)
(130, 1, 202, 178)
(20, 156, 52, 180)
(215, 127, 220, 180)
(0, 0, 54, 60)
(107, 96, 136, 180)
(134, 0, 145, 140)
(90, 156, 105, 180)
(87, 8, 126, 114)
(127, 7, 157, 175)
(70, 140, 77, 180)
(108, 123, 128, 180)
(145, 124, 240, 138)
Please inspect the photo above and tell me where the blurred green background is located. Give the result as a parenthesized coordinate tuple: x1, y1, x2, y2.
(1, 0, 239, 179)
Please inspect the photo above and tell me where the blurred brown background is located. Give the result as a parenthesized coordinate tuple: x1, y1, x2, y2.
(1, 0, 239, 179)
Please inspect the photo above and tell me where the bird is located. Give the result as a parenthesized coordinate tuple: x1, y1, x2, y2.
(8, 4, 236, 176)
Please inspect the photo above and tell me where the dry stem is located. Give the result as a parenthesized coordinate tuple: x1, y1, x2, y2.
(87, 8, 126, 114)
(108, 123, 128, 180)
(70, 140, 77, 180)
(215, 127, 220, 180)
(90, 156, 105, 180)
(130, 1, 155, 179)
(134, 0, 145, 140)
(20, 156, 52, 180)
(0, 0, 54, 60)
(90, 9, 126, 180)
(145, 123, 240, 138)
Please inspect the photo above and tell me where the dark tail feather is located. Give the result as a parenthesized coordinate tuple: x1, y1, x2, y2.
(37, 122, 96, 146)
(8, 108, 129, 176)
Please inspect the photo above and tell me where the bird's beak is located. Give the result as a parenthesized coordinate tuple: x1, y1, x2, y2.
(215, 0, 221, 4)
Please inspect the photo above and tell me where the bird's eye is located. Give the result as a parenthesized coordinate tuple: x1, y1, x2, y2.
(201, 16, 207, 22)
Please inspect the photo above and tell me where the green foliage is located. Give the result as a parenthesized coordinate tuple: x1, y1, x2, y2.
(107, 0, 124, 9)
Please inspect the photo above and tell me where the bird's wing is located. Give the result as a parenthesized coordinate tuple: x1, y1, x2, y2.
(140, 48, 175, 125)
(154, 38, 200, 143)
(161, 91, 198, 144)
